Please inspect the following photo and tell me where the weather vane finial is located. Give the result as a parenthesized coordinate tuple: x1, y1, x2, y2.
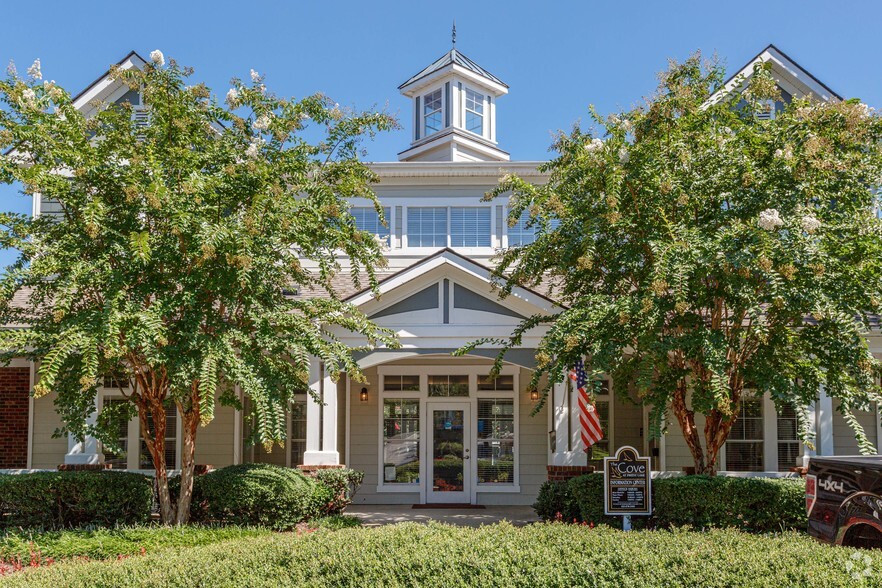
(452, 20, 457, 48)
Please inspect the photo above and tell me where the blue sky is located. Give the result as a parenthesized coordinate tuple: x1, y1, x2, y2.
(1, 0, 881, 268)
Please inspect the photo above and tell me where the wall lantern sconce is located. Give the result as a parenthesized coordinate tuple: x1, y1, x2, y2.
(360, 387, 369, 402)
(530, 388, 540, 401)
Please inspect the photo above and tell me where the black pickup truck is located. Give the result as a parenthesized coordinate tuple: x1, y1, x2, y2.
(807, 456, 882, 548)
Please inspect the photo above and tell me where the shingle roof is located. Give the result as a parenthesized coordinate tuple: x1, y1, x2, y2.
(398, 49, 508, 90)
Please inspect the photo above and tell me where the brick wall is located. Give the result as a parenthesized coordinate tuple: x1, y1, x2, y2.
(0, 367, 30, 468)
(546, 465, 596, 482)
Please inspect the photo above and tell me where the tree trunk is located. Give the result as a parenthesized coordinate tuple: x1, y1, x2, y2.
(138, 396, 174, 524)
(670, 380, 708, 474)
(175, 394, 200, 525)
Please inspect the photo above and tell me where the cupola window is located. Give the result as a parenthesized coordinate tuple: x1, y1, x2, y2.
(464, 88, 484, 134)
(423, 89, 443, 136)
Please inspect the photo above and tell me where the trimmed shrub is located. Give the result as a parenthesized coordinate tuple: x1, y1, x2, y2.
(533, 480, 578, 522)
(652, 475, 806, 531)
(0, 471, 152, 529)
(535, 474, 806, 532)
(189, 464, 332, 530)
(311, 468, 364, 514)
(4, 523, 881, 587)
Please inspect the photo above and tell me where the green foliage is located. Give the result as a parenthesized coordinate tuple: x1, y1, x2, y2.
(535, 473, 806, 532)
(189, 464, 333, 530)
(309, 515, 362, 531)
(0, 53, 399, 521)
(0, 471, 152, 529)
(5, 522, 882, 587)
(0, 525, 270, 561)
(311, 468, 365, 514)
(652, 475, 806, 531)
(464, 52, 882, 472)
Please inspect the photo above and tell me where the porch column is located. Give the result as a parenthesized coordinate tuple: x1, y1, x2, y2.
(876, 402, 882, 455)
(817, 385, 834, 456)
(762, 393, 778, 471)
(549, 375, 586, 467)
(302, 358, 339, 465)
(64, 400, 103, 465)
(801, 401, 817, 468)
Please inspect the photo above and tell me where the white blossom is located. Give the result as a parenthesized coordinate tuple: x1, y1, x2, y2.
(27, 58, 41, 80)
(801, 214, 821, 234)
(584, 138, 604, 153)
(774, 146, 793, 160)
(20, 87, 37, 108)
(150, 50, 165, 67)
(621, 119, 633, 133)
(758, 208, 784, 231)
(253, 114, 272, 131)
(856, 102, 874, 118)
(226, 88, 239, 107)
(250, 69, 260, 83)
(618, 148, 629, 164)
(373, 234, 390, 252)
(245, 136, 264, 159)
(6, 59, 16, 77)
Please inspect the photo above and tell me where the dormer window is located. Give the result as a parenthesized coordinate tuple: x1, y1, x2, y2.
(423, 89, 443, 136)
(464, 88, 484, 135)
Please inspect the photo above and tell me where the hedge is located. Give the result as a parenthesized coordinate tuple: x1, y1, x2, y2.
(535, 474, 806, 531)
(311, 468, 364, 514)
(189, 464, 333, 530)
(4, 522, 880, 587)
(0, 471, 153, 529)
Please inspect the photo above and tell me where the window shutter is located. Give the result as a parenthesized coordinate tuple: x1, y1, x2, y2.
(132, 107, 150, 138)
(755, 99, 776, 121)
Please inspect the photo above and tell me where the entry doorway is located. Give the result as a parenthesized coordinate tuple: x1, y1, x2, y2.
(426, 402, 472, 503)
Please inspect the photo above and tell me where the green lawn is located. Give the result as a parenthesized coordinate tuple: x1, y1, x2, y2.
(3, 522, 881, 587)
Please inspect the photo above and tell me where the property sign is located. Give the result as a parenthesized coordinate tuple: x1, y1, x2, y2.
(603, 445, 652, 516)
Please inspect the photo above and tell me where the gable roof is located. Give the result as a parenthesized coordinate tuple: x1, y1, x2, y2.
(708, 43, 841, 107)
(398, 48, 508, 91)
(70, 50, 149, 106)
(343, 248, 560, 312)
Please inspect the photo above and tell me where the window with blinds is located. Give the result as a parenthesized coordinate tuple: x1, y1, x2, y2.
(351, 207, 391, 246)
(428, 375, 469, 397)
(383, 399, 420, 484)
(289, 400, 307, 467)
(726, 397, 764, 471)
(139, 402, 178, 469)
(588, 399, 610, 460)
(777, 402, 801, 471)
(407, 207, 447, 247)
(477, 398, 514, 484)
(450, 207, 491, 247)
(101, 398, 130, 469)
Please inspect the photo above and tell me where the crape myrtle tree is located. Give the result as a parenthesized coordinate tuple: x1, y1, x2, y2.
(0, 51, 399, 522)
(464, 54, 882, 474)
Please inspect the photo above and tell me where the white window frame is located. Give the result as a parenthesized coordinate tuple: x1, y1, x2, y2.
(449, 206, 492, 248)
(97, 389, 182, 471)
(722, 394, 765, 472)
(351, 206, 392, 247)
(463, 87, 484, 137)
(404, 206, 449, 249)
(423, 88, 443, 137)
(376, 365, 521, 503)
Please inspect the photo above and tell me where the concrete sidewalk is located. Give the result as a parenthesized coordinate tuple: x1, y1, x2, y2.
(345, 505, 538, 527)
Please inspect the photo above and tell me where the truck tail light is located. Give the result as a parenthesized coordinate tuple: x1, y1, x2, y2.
(806, 474, 817, 515)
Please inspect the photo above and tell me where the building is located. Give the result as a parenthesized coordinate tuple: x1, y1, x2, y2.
(1, 44, 880, 506)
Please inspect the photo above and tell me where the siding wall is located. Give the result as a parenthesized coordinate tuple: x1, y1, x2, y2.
(832, 399, 878, 455)
(194, 402, 236, 468)
(31, 392, 68, 469)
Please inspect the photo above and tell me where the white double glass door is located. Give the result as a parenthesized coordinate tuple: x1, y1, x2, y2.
(426, 402, 471, 503)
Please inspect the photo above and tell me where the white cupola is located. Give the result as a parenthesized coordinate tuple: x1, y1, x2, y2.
(397, 42, 509, 162)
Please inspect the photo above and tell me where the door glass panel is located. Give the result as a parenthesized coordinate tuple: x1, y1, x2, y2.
(432, 409, 464, 492)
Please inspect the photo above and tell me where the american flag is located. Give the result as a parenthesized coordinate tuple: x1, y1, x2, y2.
(569, 358, 604, 449)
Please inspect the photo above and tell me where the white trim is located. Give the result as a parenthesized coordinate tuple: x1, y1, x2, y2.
(26, 360, 35, 469)
(376, 364, 520, 503)
(345, 376, 351, 466)
(818, 385, 835, 456)
(233, 386, 242, 465)
(762, 393, 777, 471)
(875, 402, 882, 455)
(426, 400, 472, 503)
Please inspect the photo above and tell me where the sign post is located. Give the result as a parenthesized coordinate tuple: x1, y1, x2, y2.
(603, 445, 652, 529)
